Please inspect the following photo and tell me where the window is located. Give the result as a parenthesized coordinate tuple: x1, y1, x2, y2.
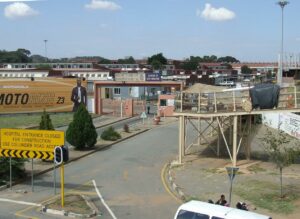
(86, 74, 90, 77)
(176, 210, 209, 219)
(103, 74, 107, 78)
(160, 99, 167, 106)
(87, 83, 94, 92)
(97, 74, 101, 77)
(114, 88, 121, 95)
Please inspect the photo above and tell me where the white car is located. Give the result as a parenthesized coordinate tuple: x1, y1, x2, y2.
(174, 200, 271, 219)
(219, 81, 235, 86)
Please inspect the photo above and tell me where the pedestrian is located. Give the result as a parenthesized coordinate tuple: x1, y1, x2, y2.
(147, 102, 150, 114)
(215, 194, 227, 206)
(208, 199, 214, 204)
(236, 202, 249, 211)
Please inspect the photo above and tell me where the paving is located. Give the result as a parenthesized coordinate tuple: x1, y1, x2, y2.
(166, 124, 300, 219)
(8, 114, 177, 187)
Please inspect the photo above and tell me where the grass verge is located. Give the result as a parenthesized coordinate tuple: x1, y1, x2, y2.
(235, 180, 298, 214)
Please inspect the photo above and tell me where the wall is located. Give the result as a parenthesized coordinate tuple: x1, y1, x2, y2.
(262, 112, 300, 139)
(158, 94, 176, 117)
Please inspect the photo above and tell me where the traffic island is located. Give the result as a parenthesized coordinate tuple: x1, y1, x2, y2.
(42, 194, 99, 218)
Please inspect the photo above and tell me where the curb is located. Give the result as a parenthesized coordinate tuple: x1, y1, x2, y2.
(42, 194, 98, 218)
(165, 161, 187, 201)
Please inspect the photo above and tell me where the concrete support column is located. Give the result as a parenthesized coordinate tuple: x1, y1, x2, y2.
(198, 117, 201, 147)
(178, 116, 184, 164)
(233, 116, 238, 167)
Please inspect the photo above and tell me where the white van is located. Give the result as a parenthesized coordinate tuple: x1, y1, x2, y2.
(174, 200, 272, 219)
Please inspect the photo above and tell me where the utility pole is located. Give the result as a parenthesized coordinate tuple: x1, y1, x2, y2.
(44, 40, 48, 62)
(277, 0, 289, 85)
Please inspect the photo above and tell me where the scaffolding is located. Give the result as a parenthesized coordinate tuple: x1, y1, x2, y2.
(174, 83, 300, 166)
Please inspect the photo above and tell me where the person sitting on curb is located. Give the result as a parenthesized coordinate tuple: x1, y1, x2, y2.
(215, 194, 227, 206)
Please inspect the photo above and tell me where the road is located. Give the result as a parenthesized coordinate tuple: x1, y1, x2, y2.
(0, 122, 181, 219)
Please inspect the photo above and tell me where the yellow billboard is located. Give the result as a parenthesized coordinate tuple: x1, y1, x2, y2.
(0, 128, 64, 152)
(0, 78, 87, 113)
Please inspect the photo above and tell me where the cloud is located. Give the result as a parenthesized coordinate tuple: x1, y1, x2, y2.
(85, 0, 121, 10)
(197, 3, 235, 21)
(4, 2, 38, 19)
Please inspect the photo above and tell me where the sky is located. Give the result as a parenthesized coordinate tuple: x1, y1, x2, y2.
(0, 0, 299, 62)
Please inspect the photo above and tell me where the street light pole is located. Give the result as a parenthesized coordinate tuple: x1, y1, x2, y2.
(277, 0, 289, 85)
(44, 39, 48, 62)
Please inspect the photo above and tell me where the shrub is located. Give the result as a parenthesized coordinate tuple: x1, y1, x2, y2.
(101, 126, 121, 141)
(123, 124, 130, 133)
(39, 109, 54, 130)
(66, 104, 98, 150)
(0, 158, 27, 181)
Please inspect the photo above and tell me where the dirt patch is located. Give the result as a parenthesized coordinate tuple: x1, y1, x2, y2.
(46, 194, 94, 215)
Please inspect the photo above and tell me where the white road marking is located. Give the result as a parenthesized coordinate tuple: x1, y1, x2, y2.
(92, 180, 117, 219)
(0, 198, 41, 207)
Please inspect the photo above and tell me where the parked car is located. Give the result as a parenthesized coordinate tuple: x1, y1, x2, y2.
(174, 200, 272, 219)
(218, 81, 235, 86)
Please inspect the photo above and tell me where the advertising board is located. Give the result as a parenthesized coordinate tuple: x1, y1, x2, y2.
(0, 128, 65, 160)
(0, 78, 87, 113)
(146, 73, 161, 81)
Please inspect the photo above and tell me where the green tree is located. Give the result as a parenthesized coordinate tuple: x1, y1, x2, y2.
(241, 65, 252, 74)
(0, 49, 32, 63)
(151, 60, 163, 70)
(98, 58, 112, 64)
(0, 158, 27, 181)
(66, 104, 98, 149)
(181, 60, 198, 71)
(202, 55, 217, 62)
(217, 56, 240, 63)
(117, 56, 135, 64)
(39, 110, 54, 130)
(148, 53, 167, 67)
(31, 54, 47, 63)
(261, 125, 300, 198)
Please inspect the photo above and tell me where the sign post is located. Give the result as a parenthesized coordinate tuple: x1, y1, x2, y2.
(9, 157, 12, 190)
(140, 111, 147, 124)
(0, 129, 64, 192)
(0, 129, 64, 160)
(226, 166, 239, 206)
(31, 159, 34, 192)
(54, 146, 64, 208)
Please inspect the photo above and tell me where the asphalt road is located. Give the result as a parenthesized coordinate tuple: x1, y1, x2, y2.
(0, 122, 180, 219)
